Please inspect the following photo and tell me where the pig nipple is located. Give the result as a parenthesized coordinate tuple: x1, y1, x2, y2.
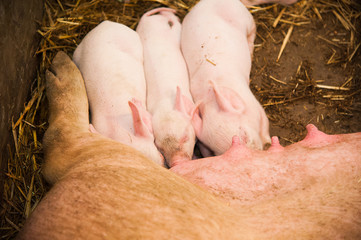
(299, 124, 339, 148)
(231, 135, 241, 146)
(267, 136, 284, 153)
(224, 135, 252, 157)
(231, 135, 251, 151)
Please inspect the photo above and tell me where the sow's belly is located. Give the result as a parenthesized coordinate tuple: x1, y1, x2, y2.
(170, 124, 361, 206)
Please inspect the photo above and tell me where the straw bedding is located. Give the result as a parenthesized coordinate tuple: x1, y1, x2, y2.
(0, 0, 360, 238)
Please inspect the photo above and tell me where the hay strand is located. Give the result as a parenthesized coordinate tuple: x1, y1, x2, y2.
(315, 84, 350, 91)
(273, 7, 286, 28)
(269, 75, 287, 85)
(348, 42, 360, 62)
(276, 25, 293, 62)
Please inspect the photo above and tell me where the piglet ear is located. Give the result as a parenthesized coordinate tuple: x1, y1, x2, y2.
(174, 86, 195, 119)
(191, 103, 203, 139)
(128, 99, 154, 139)
(210, 81, 245, 113)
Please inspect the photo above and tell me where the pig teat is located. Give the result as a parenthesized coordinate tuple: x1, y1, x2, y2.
(221, 134, 280, 159)
(267, 136, 284, 152)
(222, 125, 341, 157)
(299, 124, 341, 148)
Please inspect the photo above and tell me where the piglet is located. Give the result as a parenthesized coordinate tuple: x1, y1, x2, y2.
(181, 0, 271, 156)
(72, 21, 164, 167)
(136, 8, 195, 167)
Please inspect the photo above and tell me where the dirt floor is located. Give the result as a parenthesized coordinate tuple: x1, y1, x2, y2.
(250, 2, 361, 145)
(1, 0, 360, 238)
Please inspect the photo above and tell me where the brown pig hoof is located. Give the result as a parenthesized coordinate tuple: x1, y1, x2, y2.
(46, 51, 87, 97)
(45, 51, 89, 126)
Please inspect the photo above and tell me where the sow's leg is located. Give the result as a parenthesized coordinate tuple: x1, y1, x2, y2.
(16, 52, 256, 240)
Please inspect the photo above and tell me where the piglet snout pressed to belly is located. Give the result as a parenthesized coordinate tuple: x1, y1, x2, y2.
(181, 0, 271, 155)
(73, 21, 164, 166)
(137, 8, 195, 167)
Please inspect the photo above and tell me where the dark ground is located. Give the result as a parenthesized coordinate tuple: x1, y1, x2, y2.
(250, 2, 361, 145)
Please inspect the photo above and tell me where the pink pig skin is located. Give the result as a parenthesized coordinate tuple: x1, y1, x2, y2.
(181, 0, 271, 156)
(73, 21, 164, 166)
(136, 8, 196, 167)
(171, 124, 361, 204)
(171, 125, 361, 237)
